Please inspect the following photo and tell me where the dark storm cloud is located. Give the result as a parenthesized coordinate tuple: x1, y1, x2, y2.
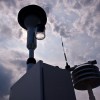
(0, 64, 12, 97)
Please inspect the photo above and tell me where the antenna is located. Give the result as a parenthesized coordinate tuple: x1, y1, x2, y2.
(60, 36, 70, 69)
(61, 36, 67, 62)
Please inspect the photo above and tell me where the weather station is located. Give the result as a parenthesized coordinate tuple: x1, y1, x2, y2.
(9, 5, 100, 100)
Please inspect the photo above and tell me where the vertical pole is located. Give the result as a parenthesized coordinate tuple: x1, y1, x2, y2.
(87, 86, 96, 100)
(26, 26, 37, 71)
(27, 26, 37, 51)
(29, 49, 34, 58)
(24, 15, 40, 71)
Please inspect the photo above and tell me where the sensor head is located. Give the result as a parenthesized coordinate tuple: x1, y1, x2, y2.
(18, 5, 47, 30)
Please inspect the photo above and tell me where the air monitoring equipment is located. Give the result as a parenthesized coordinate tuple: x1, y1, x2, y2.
(18, 5, 47, 70)
(16, 4, 100, 100)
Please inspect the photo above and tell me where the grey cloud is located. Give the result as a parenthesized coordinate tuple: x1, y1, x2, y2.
(73, 1, 82, 9)
(53, 24, 59, 32)
(66, 0, 75, 5)
(0, 0, 36, 39)
(51, 9, 79, 38)
(89, 26, 95, 32)
(36, 1, 56, 15)
(84, 13, 94, 25)
(10, 60, 26, 69)
(11, 51, 27, 60)
(53, 23, 72, 38)
(95, 2, 100, 12)
(80, 0, 95, 6)
(0, 25, 12, 40)
(0, 0, 100, 100)
(44, 6, 50, 15)
(71, 1, 100, 38)
(82, 12, 94, 32)
(0, 0, 16, 8)
(18, 29, 23, 39)
(39, 3, 54, 15)
(94, 23, 100, 36)
(0, 5, 18, 40)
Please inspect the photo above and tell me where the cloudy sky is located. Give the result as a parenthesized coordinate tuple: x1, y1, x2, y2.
(0, 0, 100, 100)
